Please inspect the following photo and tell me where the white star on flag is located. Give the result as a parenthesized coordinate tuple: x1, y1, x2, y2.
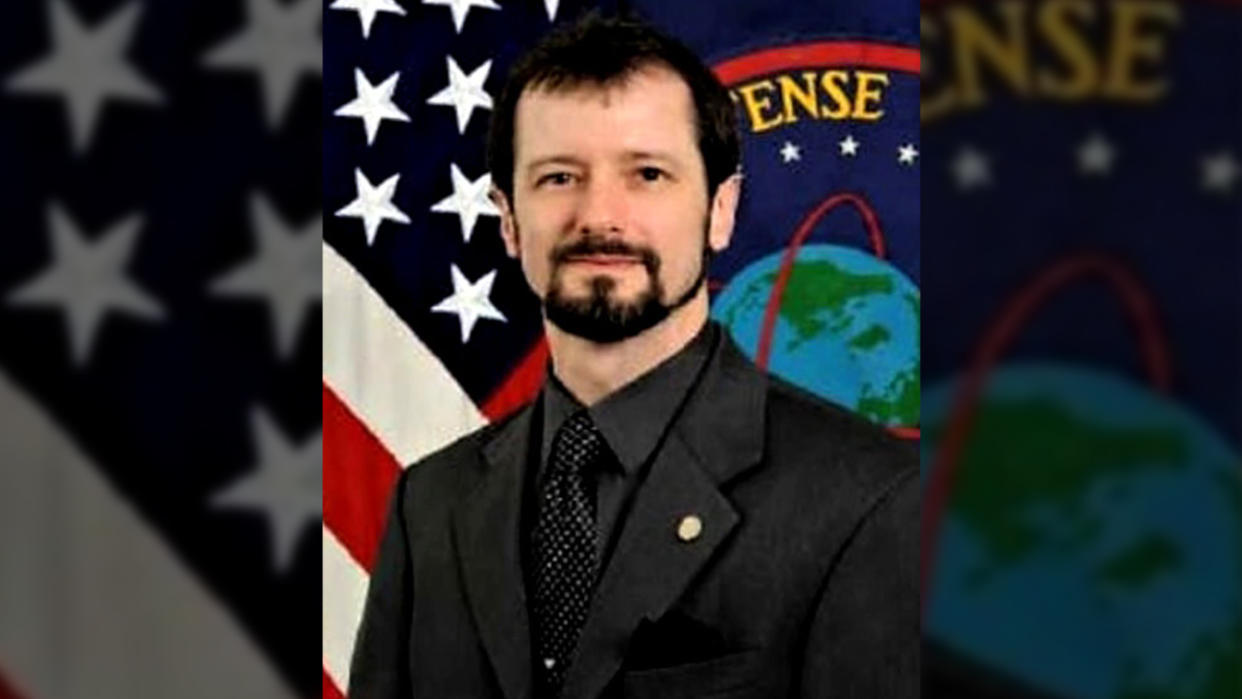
(422, 0, 500, 33)
(211, 194, 321, 359)
(1078, 132, 1116, 176)
(427, 56, 493, 134)
(212, 407, 322, 573)
(898, 143, 919, 166)
(8, 203, 164, 365)
(839, 135, 859, 157)
(779, 141, 801, 163)
(202, 0, 322, 128)
(1201, 150, 1239, 194)
(431, 264, 507, 343)
(543, 0, 560, 21)
(951, 145, 992, 191)
(431, 163, 499, 243)
(5, 0, 163, 154)
(335, 168, 411, 245)
(334, 68, 410, 145)
(330, 0, 406, 39)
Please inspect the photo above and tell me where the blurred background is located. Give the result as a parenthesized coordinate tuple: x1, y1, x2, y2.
(0, 0, 319, 696)
(920, 0, 1241, 696)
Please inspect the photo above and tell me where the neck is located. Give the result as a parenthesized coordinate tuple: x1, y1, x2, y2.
(545, 289, 709, 406)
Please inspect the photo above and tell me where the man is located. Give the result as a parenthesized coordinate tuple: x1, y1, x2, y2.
(350, 12, 918, 699)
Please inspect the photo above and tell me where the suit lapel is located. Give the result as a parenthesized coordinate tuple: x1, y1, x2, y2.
(561, 332, 769, 699)
(453, 404, 537, 699)
(560, 432, 739, 699)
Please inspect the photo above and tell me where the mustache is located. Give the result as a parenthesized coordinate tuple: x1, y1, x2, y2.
(550, 236, 660, 272)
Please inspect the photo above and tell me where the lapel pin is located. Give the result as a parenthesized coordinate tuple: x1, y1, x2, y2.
(677, 515, 703, 542)
(543, 658, 556, 670)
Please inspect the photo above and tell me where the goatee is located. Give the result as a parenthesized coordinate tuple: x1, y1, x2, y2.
(543, 234, 708, 343)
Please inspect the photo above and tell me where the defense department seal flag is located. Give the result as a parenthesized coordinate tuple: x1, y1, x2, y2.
(323, 0, 919, 696)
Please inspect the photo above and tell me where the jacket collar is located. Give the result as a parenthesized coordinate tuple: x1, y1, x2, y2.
(668, 329, 768, 486)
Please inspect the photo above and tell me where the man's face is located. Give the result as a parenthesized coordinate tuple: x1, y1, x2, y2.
(496, 65, 737, 343)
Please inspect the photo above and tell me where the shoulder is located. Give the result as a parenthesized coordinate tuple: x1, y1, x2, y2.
(390, 408, 526, 512)
(761, 374, 917, 512)
(704, 330, 915, 507)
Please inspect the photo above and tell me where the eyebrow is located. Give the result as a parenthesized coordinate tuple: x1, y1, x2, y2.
(525, 155, 585, 173)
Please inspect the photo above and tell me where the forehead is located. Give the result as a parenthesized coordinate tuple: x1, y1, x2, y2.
(513, 65, 699, 164)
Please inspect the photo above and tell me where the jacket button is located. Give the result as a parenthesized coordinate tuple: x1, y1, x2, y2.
(677, 515, 703, 542)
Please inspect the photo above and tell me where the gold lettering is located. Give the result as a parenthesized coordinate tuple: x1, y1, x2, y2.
(778, 72, 821, 124)
(820, 70, 853, 119)
(853, 71, 889, 120)
(947, 0, 1030, 107)
(736, 80, 784, 133)
(1037, 0, 1098, 99)
(1104, 0, 1178, 99)
(921, 15, 956, 122)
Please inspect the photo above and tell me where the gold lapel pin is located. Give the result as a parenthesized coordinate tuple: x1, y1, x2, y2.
(677, 515, 703, 542)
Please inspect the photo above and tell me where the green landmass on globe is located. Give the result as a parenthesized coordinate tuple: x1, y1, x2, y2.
(1097, 534, 1183, 589)
(923, 379, 1242, 699)
(924, 395, 1189, 584)
(715, 254, 919, 426)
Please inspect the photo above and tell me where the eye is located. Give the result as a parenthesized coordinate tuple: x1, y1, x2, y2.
(638, 166, 666, 182)
(536, 172, 574, 187)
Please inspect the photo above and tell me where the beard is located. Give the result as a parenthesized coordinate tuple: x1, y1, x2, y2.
(541, 229, 710, 344)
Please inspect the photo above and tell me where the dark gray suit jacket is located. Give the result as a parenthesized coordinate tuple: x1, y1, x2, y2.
(349, 334, 919, 699)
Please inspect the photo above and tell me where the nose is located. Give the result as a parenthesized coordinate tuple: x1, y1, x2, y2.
(575, 174, 628, 236)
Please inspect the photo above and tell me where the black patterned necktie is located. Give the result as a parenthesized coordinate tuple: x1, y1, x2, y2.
(531, 410, 603, 697)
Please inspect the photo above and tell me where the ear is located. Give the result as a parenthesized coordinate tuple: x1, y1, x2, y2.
(706, 173, 742, 254)
(490, 185, 520, 258)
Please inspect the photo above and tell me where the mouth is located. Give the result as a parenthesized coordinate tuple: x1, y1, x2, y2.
(562, 254, 643, 268)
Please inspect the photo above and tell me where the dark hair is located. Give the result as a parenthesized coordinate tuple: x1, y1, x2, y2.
(486, 11, 740, 205)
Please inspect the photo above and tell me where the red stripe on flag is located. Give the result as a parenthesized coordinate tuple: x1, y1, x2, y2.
(323, 667, 346, 699)
(713, 41, 920, 85)
(481, 336, 548, 421)
(0, 668, 24, 699)
(323, 383, 402, 572)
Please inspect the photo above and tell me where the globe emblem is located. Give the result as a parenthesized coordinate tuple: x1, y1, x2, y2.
(922, 364, 1242, 699)
(711, 242, 919, 427)
(922, 254, 1240, 698)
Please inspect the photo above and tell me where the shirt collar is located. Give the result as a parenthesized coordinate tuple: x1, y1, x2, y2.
(541, 321, 718, 476)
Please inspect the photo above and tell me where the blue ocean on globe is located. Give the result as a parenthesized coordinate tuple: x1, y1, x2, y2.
(711, 243, 919, 426)
(922, 364, 1241, 699)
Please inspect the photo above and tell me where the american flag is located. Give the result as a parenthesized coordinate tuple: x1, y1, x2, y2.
(322, 1, 615, 693)
(322, 0, 920, 697)
(0, 0, 320, 696)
